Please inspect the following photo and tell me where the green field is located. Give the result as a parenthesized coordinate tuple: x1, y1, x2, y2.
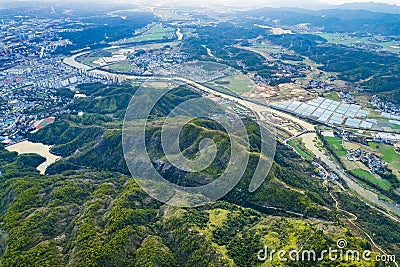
(82, 56, 102, 66)
(371, 143, 400, 177)
(127, 23, 176, 43)
(38, 119, 53, 128)
(350, 169, 393, 191)
(78, 50, 113, 66)
(323, 91, 341, 102)
(324, 136, 347, 157)
(389, 123, 400, 130)
(318, 33, 400, 54)
(208, 75, 255, 95)
(379, 146, 399, 163)
(250, 45, 282, 55)
(288, 139, 314, 160)
(369, 141, 400, 165)
(105, 62, 135, 73)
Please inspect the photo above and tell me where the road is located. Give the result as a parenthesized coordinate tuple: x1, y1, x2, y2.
(326, 185, 399, 267)
(284, 130, 316, 143)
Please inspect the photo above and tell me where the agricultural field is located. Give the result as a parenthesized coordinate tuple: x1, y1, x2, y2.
(127, 23, 176, 43)
(104, 61, 135, 73)
(369, 142, 400, 178)
(317, 33, 400, 54)
(250, 44, 283, 53)
(78, 50, 113, 67)
(245, 44, 282, 61)
(323, 91, 341, 102)
(271, 83, 317, 103)
(343, 141, 400, 179)
(335, 140, 400, 192)
(350, 169, 393, 191)
(207, 74, 255, 95)
(324, 136, 347, 157)
(245, 43, 345, 91)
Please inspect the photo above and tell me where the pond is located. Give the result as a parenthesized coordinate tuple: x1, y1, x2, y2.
(6, 141, 61, 175)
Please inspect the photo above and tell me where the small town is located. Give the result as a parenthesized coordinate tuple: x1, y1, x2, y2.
(0, 56, 109, 144)
(347, 148, 388, 175)
(371, 95, 400, 117)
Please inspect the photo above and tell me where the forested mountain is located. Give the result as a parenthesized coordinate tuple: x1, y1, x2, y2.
(1, 83, 399, 266)
(30, 83, 335, 220)
(336, 2, 400, 14)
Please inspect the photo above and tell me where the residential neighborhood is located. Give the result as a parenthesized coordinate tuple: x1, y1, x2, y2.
(347, 148, 388, 175)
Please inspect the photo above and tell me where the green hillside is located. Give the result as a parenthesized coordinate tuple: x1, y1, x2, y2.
(0, 83, 398, 266)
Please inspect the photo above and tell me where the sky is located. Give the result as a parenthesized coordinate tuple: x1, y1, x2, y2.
(119, 0, 400, 6)
(155, 0, 400, 8)
(2, 0, 400, 3)
(117, 0, 398, 7)
(240, 0, 400, 7)
(319, 0, 400, 4)
(1, 0, 400, 7)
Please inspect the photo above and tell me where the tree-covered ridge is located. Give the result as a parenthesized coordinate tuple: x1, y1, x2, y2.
(0, 82, 398, 266)
(56, 13, 155, 54)
(260, 33, 400, 102)
(0, 143, 397, 266)
(0, 145, 46, 177)
(180, 21, 399, 101)
(240, 8, 400, 36)
(28, 83, 336, 221)
(0, 145, 18, 168)
(0, 165, 376, 267)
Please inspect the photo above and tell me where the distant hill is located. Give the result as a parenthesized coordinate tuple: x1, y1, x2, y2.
(268, 0, 334, 10)
(242, 7, 400, 35)
(335, 2, 400, 14)
(275, 1, 400, 13)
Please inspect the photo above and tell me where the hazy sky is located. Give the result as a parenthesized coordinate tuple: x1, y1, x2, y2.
(123, 0, 400, 6)
(127, 0, 400, 7)
(319, 0, 399, 4)
(104, 0, 400, 7)
(1, 0, 400, 7)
